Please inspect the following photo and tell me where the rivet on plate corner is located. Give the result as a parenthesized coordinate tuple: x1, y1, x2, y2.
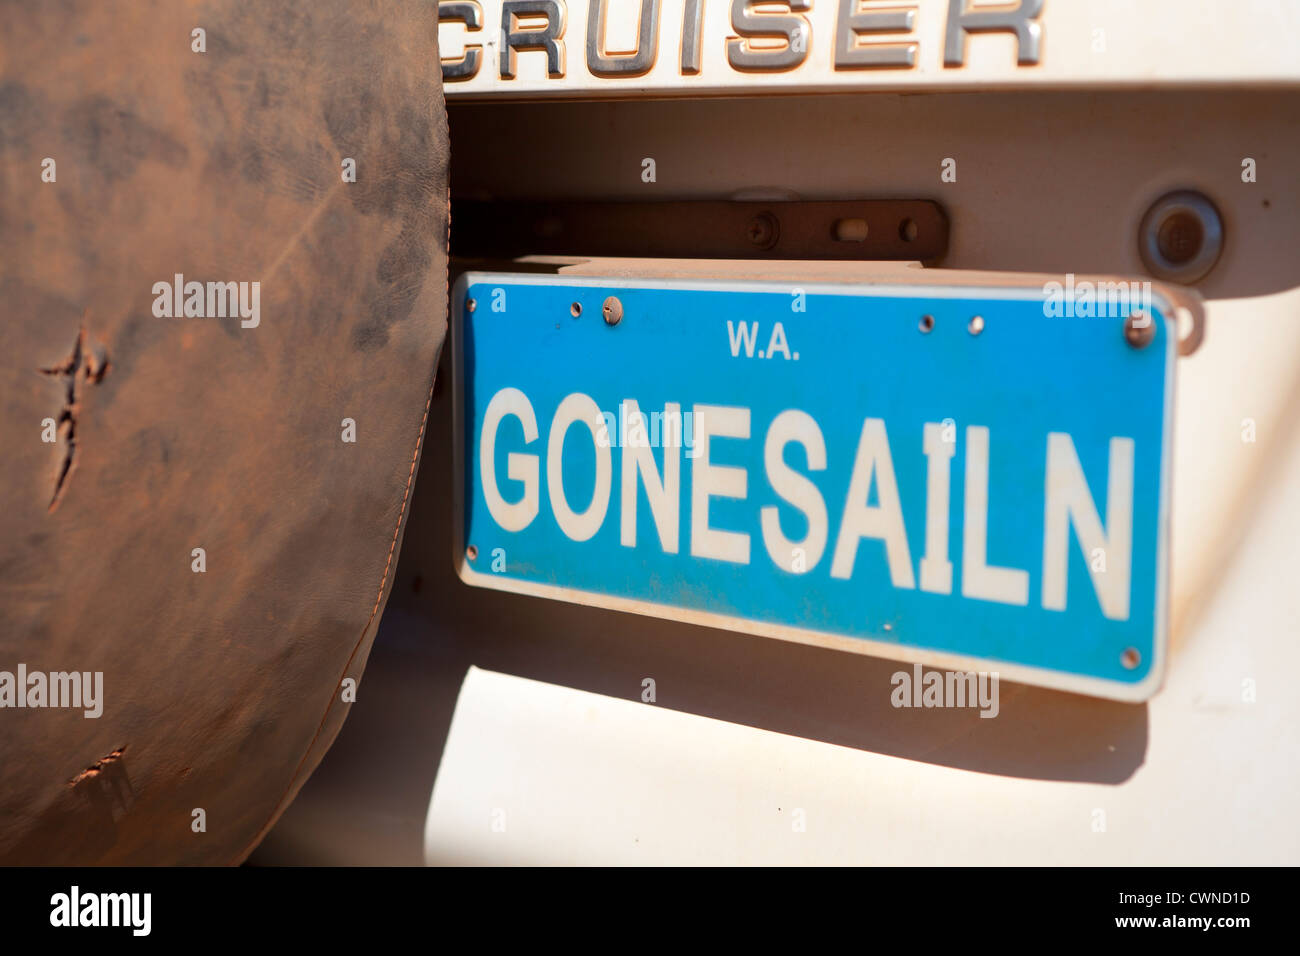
(1124, 311, 1155, 349)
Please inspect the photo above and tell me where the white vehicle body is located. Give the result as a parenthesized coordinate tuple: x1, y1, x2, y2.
(255, 1, 1300, 865)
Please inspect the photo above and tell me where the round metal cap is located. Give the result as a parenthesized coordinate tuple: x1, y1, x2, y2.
(1138, 191, 1224, 284)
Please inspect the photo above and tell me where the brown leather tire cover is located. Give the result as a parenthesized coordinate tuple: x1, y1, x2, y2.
(0, 0, 448, 863)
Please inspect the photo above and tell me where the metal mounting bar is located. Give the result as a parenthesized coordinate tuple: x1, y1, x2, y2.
(450, 199, 949, 262)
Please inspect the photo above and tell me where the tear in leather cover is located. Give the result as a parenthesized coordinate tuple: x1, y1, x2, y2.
(0, 0, 449, 864)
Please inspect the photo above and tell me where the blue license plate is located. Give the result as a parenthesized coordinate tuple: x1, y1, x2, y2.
(452, 272, 1177, 701)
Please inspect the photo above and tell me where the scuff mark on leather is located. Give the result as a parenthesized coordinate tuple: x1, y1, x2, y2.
(39, 321, 110, 512)
(69, 747, 127, 786)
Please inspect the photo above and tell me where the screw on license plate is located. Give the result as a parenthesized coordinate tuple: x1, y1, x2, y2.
(602, 296, 623, 326)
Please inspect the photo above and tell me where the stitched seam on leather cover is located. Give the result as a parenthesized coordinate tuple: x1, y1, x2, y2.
(235, 368, 437, 863)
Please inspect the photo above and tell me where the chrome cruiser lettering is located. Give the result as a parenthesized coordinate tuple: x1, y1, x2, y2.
(438, 0, 1044, 82)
